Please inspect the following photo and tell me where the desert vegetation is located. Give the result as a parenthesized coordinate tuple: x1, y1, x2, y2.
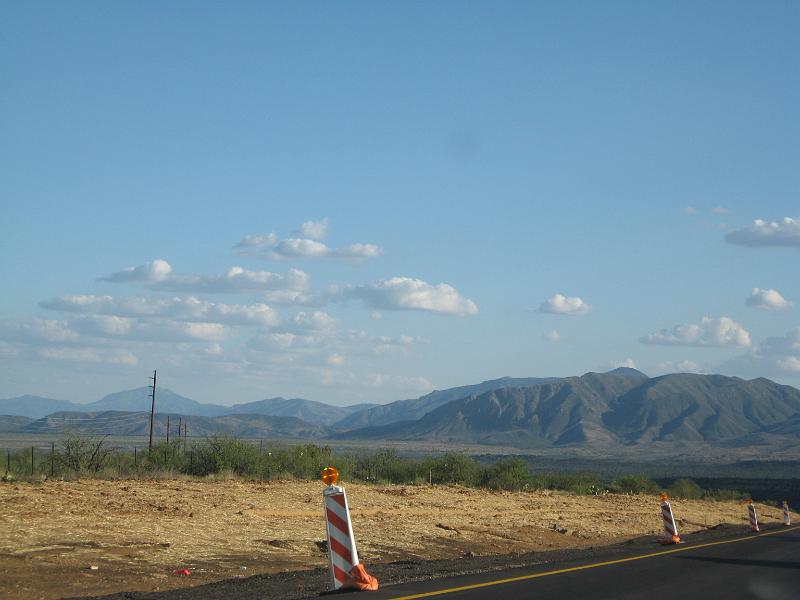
(1, 434, 753, 501)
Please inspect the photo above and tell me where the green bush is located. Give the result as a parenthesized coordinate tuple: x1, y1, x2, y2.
(667, 478, 704, 499)
(477, 457, 532, 490)
(610, 474, 661, 495)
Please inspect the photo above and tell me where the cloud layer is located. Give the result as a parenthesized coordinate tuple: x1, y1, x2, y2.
(640, 316, 751, 347)
(99, 261, 310, 294)
(725, 217, 800, 247)
(41, 295, 280, 326)
(235, 219, 381, 261)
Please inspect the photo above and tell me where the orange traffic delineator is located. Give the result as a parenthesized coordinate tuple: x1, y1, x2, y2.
(782, 501, 791, 526)
(321, 467, 378, 592)
(747, 500, 760, 532)
(659, 493, 682, 545)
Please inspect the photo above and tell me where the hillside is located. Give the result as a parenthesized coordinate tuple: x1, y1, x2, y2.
(333, 371, 800, 448)
(337, 376, 561, 429)
(224, 397, 376, 426)
(21, 411, 326, 439)
(0, 395, 78, 419)
(84, 387, 227, 416)
(0, 415, 33, 432)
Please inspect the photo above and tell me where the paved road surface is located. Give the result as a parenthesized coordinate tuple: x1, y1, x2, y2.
(369, 525, 800, 600)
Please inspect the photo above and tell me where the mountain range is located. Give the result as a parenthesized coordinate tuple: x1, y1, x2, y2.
(0, 389, 376, 426)
(3, 368, 800, 451)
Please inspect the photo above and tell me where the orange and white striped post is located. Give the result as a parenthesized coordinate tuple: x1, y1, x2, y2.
(320, 466, 378, 592)
(747, 500, 760, 532)
(782, 501, 791, 526)
(659, 493, 681, 544)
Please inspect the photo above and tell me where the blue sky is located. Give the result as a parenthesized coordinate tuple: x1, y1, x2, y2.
(1, 2, 799, 406)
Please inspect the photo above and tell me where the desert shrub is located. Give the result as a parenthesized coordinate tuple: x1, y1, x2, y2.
(667, 478, 704, 499)
(186, 435, 260, 476)
(57, 434, 114, 475)
(531, 471, 603, 495)
(143, 440, 187, 473)
(422, 453, 480, 485)
(353, 448, 417, 483)
(610, 474, 661, 495)
(477, 457, 532, 490)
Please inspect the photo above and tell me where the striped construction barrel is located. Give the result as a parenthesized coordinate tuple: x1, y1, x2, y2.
(748, 503, 760, 532)
(323, 485, 359, 589)
(661, 500, 680, 543)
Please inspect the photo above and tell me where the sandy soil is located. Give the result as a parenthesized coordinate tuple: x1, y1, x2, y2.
(0, 479, 792, 599)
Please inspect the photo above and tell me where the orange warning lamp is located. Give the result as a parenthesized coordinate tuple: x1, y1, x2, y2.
(321, 466, 340, 486)
(660, 493, 668, 501)
(747, 498, 753, 505)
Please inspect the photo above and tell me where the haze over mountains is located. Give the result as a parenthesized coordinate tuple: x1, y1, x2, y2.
(3, 369, 800, 452)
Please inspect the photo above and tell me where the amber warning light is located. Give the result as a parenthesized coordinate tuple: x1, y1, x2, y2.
(321, 466, 339, 486)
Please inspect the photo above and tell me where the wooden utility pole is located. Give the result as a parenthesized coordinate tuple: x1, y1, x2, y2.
(148, 370, 157, 452)
(183, 422, 187, 452)
(166, 415, 170, 444)
(177, 417, 182, 444)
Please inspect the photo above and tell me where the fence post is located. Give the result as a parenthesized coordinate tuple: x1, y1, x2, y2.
(5, 449, 9, 475)
(31, 446, 35, 476)
(134, 447, 137, 468)
(50, 442, 55, 477)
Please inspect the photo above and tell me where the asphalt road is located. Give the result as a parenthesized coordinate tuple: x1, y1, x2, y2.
(369, 525, 800, 600)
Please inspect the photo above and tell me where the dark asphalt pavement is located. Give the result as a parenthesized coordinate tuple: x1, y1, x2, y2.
(369, 525, 800, 600)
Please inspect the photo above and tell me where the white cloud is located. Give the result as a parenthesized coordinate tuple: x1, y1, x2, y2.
(98, 260, 309, 294)
(71, 316, 226, 342)
(275, 238, 331, 258)
(364, 373, 434, 391)
(298, 218, 329, 241)
(41, 295, 280, 326)
(98, 259, 172, 283)
(543, 329, 561, 342)
(285, 311, 340, 333)
(640, 316, 751, 347)
(333, 243, 382, 259)
(777, 356, 800, 372)
(656, 359, 703, 374)
(0, 341, 19, 358)
(259, 289, 323, 306)
(539, 294, 591, 316)
(327, 353, 346, 366)
(38, 346, 138, 366)
(341, 277, 478, 316)
(153, 266, 310, 293)
(745, 288, 792, 311)
(0, 318, 79, 343)
(370, 311, 382, 321)
(711, 206, 729, 215)
(235, 219, 381, 261)
(373, 334, 418, 355)
(725, 217, 800, 247)
(723, 327, 800, 376)
(235, 233, 278, 249)
(613, 358, 637, 369)
(684, 207, 698, 215)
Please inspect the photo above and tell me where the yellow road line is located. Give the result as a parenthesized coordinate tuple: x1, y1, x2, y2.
(388, 525, 800, 599)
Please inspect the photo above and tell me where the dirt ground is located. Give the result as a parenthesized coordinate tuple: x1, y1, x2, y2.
(0, 479, 792, 599)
